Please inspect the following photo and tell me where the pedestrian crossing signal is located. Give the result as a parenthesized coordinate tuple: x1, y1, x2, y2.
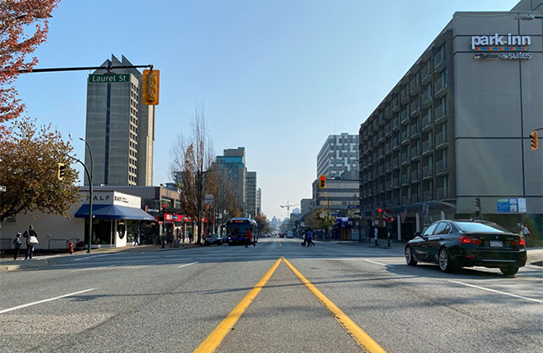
(319, 175, 326, 189)
(57, 163, 66, 180)
(142, 70, 160, 105)
(530, 131, 538, 150)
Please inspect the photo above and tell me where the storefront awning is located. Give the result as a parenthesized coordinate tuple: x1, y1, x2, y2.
(75, 205, 155, 221)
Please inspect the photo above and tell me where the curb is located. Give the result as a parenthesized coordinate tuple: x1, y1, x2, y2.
(0, 259, 50, 273)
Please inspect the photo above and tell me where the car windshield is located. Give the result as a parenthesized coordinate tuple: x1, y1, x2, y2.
(455, 222, 509, 233)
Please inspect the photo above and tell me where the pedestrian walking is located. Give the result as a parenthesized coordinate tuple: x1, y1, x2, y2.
(307, 228, 315, 247)
(133, 230, 140, 247)
(302, 230, 307, 247)
(522, 223, 531, 239)
(246, 229, 252, 248)
(188, 231, 193, 243)
(22, 225, 39, 260)
(12, 232, 22, 260)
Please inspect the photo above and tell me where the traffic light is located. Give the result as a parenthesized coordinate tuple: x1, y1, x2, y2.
(475, 197, 481, 210)
(57, 163, 66, 180)
(530, 131, 539, 150)
(319, 175, 326, 189)
(162, 203, 166, 212)
(142, 69, 160, 105)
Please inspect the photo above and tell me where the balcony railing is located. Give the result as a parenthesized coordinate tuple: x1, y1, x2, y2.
(421, 113, 433, 130)
(435, 77, 447, 97)
(422, 139, 433, 154)
(435, 132, 447, 147)
(410, 122, 420, 137)
(436, 159, 447, 173)
(436, 187, 447, 200)
(422, 88, 432, 105)
(412, 169, 420, 182)
(421, 64, 431, 82)
(423, 190, 434, 201)
(401, 152, 410, 164)
(423, 165, 432, 178)
(411, 146, 419, 158)
(435, 104, 447, 122)
(410, 101, 420, 116)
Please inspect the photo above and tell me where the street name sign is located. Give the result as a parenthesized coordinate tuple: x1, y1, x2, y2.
(88, 74, 130, 83)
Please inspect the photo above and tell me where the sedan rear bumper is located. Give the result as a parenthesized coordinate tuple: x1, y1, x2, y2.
(454, 248, 527, 268)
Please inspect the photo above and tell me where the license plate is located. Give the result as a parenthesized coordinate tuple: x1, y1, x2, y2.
(490, 240, 503, 248)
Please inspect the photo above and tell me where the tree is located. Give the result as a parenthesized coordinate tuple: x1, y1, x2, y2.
(0, 0, 60, 126)
(207, 163, 241, 229)
(0, 118, 80, 222)
(255, 213, 270, 234)
(170, 106, 215, 244)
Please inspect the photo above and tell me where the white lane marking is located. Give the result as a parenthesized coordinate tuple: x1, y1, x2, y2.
(526, 264, 543, 270)
(448, 280, 543, 304)
(364, 259, 387, 266)
(0, 288, 96, 314)
(178, 261, 198, 268)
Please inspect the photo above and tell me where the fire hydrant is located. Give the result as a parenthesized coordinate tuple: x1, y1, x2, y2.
(68, 241, 74, 254)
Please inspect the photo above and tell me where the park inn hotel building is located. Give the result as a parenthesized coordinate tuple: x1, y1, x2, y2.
(359, 0, 543, 238)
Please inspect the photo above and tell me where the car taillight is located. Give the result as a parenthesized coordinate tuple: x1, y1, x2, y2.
(460, 236, 481, 245)
(511, 238, 526, 246)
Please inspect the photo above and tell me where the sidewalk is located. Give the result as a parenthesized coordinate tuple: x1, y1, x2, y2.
(0, 242, 200, 273)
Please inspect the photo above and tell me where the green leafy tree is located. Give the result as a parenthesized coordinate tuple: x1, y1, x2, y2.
(0, 118, 80, 221)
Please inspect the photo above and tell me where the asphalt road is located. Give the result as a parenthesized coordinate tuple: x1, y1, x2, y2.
(0, 238, 541, 353)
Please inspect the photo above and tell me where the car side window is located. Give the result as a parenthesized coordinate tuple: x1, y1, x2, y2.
(442, 224, 451, 234)
(423, 223, 438, 236)
(434, 222, 447, 235)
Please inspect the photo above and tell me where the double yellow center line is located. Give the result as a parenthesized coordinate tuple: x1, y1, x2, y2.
(193, 257, 387, 353)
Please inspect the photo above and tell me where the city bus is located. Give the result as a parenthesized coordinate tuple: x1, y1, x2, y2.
(226, 218, 259, 246)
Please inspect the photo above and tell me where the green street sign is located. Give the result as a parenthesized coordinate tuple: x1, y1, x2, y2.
(88, 74, 130, 83)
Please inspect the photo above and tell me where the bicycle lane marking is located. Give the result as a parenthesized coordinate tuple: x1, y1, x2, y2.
(192, 258, 282, 353)
(283, 258, 387, 353)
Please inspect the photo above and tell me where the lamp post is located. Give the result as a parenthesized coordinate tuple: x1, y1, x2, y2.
(80, 137, 94, 254)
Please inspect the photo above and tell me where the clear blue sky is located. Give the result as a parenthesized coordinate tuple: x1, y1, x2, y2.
(14, 0, 518, 219)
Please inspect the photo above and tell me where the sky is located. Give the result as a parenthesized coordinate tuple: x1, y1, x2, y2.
(13, 0, 519, 219)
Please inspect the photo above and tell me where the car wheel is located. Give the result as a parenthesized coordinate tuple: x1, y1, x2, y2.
(405, 246, 417, 266)
(500, 266, 519, 276)
(438, 248, 456, 273)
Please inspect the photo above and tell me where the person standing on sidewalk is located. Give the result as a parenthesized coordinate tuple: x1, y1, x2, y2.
(245, 229, 252, 248)
(12, 232, 22, 260)
(23, 225, 38, 260)
(133, 230, 140, 247)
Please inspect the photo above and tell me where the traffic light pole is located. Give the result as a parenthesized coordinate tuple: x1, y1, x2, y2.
(17, 64, 154, 74)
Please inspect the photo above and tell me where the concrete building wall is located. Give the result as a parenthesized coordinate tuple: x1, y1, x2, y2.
(317, 133, 359, 178)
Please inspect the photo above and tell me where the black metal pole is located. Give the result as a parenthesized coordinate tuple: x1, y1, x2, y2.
(80, 138, 94, 253)
(17, 64, 154, 74)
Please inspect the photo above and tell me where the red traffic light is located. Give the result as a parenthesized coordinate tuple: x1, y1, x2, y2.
(390, 217, 394, 222)
(320, 175, 325, 181)
(378, 208, 382, 213)
(162, 204, 166, 208)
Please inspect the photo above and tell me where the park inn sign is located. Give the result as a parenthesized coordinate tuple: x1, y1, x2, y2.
(471, 33, 532, 61)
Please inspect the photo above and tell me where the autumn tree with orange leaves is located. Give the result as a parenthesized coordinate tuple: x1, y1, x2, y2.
(0, 0, 60, 126)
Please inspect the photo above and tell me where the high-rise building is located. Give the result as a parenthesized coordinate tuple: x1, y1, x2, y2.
(313, 171, 359, 218)
(359, 0, 543, 238)
(84, 55, 155, 186)
(300, 198, 312, 216)
(216, 147, 247, 213)
(246, 172, 257, 218)
(257, 188, 262, 215)
(317, 133, 359, 179)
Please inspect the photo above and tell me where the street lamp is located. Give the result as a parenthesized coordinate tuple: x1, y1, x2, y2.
(80, 137, 94, 253)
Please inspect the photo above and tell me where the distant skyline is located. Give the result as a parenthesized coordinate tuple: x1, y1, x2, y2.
(12, 0, 519, 219)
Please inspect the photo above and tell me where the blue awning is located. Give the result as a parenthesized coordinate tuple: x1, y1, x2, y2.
(75, 204, 155, 221)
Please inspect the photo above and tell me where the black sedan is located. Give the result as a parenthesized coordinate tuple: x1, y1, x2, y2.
(405, 220, 527, 275)
(204, 234, 223, 246)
